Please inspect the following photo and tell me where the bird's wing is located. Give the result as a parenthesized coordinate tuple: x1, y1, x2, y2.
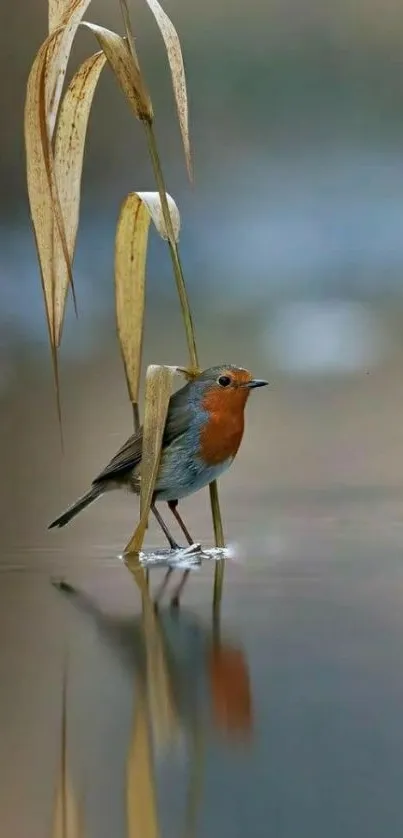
(92, 428, 143, 484)
(92, 380, 194, 485)
(162, 381, 194, 445)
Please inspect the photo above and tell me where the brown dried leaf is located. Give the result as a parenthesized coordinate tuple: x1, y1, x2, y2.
(48, 0, 76, 30)
(53, 50, 107, 345)
(47, 0, 92, 137)
(25, 27, 75, 357)
(125, 365, 174, 553)
(115, 194, 150, 407)
(115, 191, 180, 413)
(145, 0, 192, 180)
(81, 22, 153, 121)
(139, 364, 175, 517)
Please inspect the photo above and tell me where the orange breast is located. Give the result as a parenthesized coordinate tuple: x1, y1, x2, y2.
(199, 388, 247, 465)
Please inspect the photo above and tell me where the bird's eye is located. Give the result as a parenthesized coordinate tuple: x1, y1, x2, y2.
(217, 374, 232, 388)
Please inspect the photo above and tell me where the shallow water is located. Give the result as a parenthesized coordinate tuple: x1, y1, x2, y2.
(3, 354, 403, 836)
(2, 495, 403, 838)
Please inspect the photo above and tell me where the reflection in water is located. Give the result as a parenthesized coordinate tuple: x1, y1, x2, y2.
(52, 667, 85, 838)
(50, 579, 252, 838)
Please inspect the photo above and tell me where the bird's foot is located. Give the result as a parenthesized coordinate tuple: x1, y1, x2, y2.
(51, 578, 75, 594)
(174, 542, 202, 557)
(170, 595, 180, 610)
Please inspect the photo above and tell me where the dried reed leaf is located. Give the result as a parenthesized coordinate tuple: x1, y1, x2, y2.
(53, 50, 106, 345)
(115, 193, 150, 406)
(25, 27, 75, 368)
(115, 192, 180, 411)
(145, 0, 192, 180)
(48, 0, 84, 30)
(49, 0, 68, 30)
(126, 689, 159, 838)
(47, 0, 92, 137)
(135, 191, 180, 241)
(81, 22, 153, 121)
(125, 365, 174, 553)
(140, 364, 175, 517)
(26, 1, 91, 405)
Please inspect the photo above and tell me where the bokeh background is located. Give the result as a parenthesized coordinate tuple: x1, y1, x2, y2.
(3, 0, 403, 553)
(4, 4, 403, 838)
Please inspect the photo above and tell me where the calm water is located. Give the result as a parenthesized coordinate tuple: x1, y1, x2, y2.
(3, 355, 403, 836)
(2, 500, 403, 838)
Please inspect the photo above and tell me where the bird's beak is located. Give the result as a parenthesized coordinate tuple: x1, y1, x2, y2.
(244, 379, 269, 389)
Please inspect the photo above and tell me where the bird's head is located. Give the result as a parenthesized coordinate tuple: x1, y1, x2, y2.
(188, 365, 268, 415)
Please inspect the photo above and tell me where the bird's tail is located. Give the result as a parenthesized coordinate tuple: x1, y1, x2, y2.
(48, 486, 101, 529)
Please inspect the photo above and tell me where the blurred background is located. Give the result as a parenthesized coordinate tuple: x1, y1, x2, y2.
(2, 0, 403, 551)
(3, 2, 403, 837)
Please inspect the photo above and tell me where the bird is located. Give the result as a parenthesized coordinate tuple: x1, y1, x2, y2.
(48, 364, 268, 604)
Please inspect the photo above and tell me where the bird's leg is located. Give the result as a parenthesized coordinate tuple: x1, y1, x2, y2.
(170, 569, 191, 609)
(153, 567, 174, 607)
(151, 502, 180, 607)
(167, 500, 195, 607)
(152, 502, 194, 608)
(167, 499, 193, 545)
(151, 503, 180, 550)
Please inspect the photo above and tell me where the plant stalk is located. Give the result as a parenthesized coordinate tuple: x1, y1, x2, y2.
(144, 119, 226, 601)
(143, 119, 198, 368)
(210, 481, 225, 613)
(120, 0, 226, 600)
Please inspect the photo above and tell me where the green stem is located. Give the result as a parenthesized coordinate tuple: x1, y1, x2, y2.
(210, 481, 225, 612)
(143, 119, 198, 369)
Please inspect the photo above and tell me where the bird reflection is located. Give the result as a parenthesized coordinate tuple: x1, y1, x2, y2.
(52, 580, 253, 837)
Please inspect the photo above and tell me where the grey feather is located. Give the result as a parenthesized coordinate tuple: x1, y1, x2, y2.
(93, 379, 196, 486)
(48, 486, 102, 528)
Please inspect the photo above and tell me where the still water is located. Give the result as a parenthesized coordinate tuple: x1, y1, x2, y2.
(2, 503, 403, 838)
(3, 353, 403, 837)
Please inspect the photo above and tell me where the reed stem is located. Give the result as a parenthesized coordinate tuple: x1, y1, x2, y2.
(142, 119, 198, 368)
(120, 0, 225, 601)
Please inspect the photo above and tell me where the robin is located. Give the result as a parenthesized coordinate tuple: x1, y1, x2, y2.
(48, 364, 268, 604)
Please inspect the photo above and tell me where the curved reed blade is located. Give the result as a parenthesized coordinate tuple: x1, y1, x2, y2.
(47, 0, 93, 137)
(125, 364, 175, 554)
(53, 50, 106, 345)
(25, 26, 76, 416)
(81, 22, 153, 122)
(25, 2, 93, 407)
(135, 190, 181, 240)
(115, 191, 180, 412)
(48, 0, 72, 30)
(144, 0, 192, 181)
(115, 194, 150, 409)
